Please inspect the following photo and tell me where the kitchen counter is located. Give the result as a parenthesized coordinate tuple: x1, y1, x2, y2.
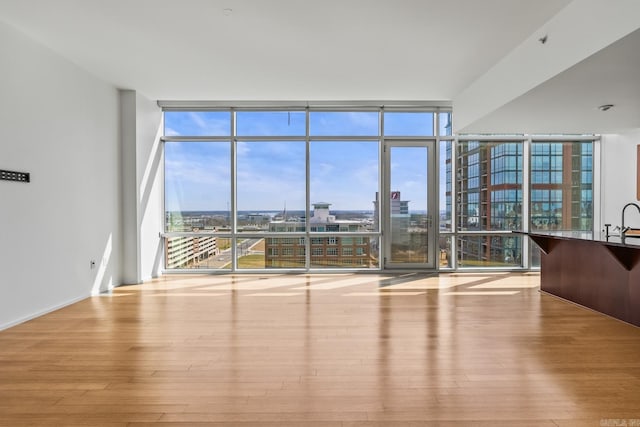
(522, 232, 640, 327)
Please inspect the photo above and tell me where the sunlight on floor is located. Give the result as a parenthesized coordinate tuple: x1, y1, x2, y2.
(113, 272, 541, 298)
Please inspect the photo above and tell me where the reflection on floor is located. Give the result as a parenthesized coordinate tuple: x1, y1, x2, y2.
(117, 271, 541, 294)
(1, 272, 640, 426)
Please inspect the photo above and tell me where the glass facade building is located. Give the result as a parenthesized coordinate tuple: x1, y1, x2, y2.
(446, 138, 594, 269)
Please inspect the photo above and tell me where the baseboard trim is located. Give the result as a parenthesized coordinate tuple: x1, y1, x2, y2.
(0, 294, 90, 332)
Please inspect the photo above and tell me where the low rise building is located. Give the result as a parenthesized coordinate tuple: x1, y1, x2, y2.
(165, 233, 219, 269)
(265, 203, 372, 268)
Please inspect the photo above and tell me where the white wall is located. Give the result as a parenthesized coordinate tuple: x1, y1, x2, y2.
(120, 91, 138, 284)
(0, 21, 121, 329)
(120, 90, 163, 284)
(136, 94, 164, 281)
(600, 129, 640, 243)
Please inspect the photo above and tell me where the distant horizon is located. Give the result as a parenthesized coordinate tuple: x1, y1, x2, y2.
(165, 209, 431, 215)
(166, 210, 373, 215)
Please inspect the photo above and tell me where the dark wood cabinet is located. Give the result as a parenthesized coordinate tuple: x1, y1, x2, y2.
(529, 233, 640, 327)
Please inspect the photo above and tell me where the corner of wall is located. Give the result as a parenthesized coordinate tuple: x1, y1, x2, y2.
(119, 91, 165, 284)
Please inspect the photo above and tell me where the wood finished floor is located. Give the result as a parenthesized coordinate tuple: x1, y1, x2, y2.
(1, 272, 640, 426)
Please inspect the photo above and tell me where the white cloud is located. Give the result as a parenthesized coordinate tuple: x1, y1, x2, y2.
(188, 112, 229, 135)
(164, 127, 180, 136)
(346, 111, 378, 129)
(315, 162, 335, 175)
(236, 141, 251, 155)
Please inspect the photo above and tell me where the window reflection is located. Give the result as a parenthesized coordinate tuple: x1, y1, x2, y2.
(457, 141, 523, 231)
(530, 141, 593, 231)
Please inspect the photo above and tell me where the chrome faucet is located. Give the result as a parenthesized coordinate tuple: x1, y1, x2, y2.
(621, 202, 640, 244)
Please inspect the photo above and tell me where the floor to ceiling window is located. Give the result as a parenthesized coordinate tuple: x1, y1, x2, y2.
(529, 140, 593, 267)
(162, 106, 449, 271)
(440, 136, 594, 270)
(161, 105, 595, 272)
(454, 139, 524, 268)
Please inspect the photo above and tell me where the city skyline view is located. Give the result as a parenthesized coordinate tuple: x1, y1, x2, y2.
(161, 110, 595, 272)
(165, 111, 445, 212)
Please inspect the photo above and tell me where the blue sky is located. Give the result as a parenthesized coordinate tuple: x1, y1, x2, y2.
(164, 111, 448, 212)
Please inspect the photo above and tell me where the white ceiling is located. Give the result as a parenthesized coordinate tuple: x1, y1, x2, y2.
(460, 27, 640, 134)
(0, 0, 638, 134)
